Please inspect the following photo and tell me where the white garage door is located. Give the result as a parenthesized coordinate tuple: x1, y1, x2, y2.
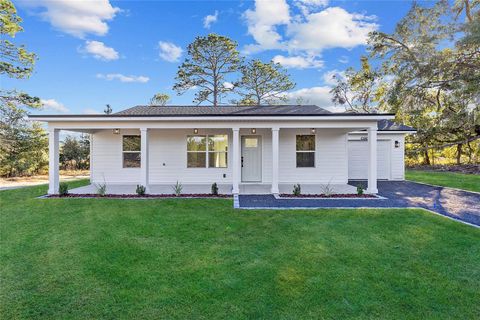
(348, 140, 391, 180)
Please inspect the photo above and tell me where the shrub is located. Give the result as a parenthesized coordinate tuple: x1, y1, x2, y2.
(95, 183, 107, 196)
(293, 184, 301, 196)
(211, 182, 219, 195)
(136, 185, 146, 196)
(172, 181, 183, 196)
(59, 182, 69, 196)
(320, 179, 334, 196)
(357, 185, 364, 195)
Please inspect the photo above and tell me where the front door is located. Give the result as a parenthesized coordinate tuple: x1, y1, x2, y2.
(241, 136, 262, 182)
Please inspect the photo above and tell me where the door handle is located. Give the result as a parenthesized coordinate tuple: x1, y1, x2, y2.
(241, 156, 244, 167)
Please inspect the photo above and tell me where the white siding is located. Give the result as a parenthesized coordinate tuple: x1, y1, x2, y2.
(347, 133, 406, 180)
(91, 128, 350, 185)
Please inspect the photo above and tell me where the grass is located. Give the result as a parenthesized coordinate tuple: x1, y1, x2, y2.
(1, 181, 479, 319)
(406, 169, 480, 193)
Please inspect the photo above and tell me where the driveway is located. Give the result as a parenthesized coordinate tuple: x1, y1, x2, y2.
(238, 181, 480, 227)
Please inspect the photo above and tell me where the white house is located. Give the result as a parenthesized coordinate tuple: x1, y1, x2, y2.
(30, 105, 415, 195)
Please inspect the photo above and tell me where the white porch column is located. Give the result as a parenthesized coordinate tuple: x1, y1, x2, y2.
(48, 128, 60, 194)
(140, 128, 150, 193)
(271, 127, 280, 194)
(367, 127, 378, 194)
(232, 128, 240, 194)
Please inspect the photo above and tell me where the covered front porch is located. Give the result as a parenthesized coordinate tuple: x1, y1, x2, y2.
(68, 183, 358, 195)
(41, 115, 386, 196)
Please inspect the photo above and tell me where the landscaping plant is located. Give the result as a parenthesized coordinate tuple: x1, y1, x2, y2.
(95, 183, 107, 196)
(59, 182, 69, 196)
(136, 185, 146, 196)
(211, 182, 219, 196)
(172, 181, 183, 196)
(293, 184, 301, 196)
(357, 185, 364, 195)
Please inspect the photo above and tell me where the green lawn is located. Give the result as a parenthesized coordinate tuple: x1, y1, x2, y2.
(406, 169, 480, 193)
(1, 182, 479, 319)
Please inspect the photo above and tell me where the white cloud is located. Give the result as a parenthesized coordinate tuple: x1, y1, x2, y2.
(223, 82, 235, 89)
(41, 98, 69, 113)
(284, 86, 345, 112)
(82, 40, 119, 61)
(273, 54, 323, 69)
(20, 0, 120, 38)
(243, 1, 378, 66)
(287, 7, 378, 52)
(158, 41, 183, 62)
(243, 0, 291, 53)
(96, 73, 150, 83)
(83, 108, 101, 114)
(322, 69, 345, 86)
(203, 10, 219, 29)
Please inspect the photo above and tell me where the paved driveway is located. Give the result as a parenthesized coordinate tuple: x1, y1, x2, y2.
(238, 181, 480, 226)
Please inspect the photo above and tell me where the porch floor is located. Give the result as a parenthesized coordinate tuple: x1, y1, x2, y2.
(69, 183, 358, 195)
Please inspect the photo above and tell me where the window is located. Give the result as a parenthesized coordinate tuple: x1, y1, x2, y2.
(123, 135, 141, 168)
(187, 135, 228, 168)
(296, 135, 315, 167)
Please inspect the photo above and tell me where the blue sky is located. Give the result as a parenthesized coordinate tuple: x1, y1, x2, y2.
(6, 0, 417, 114)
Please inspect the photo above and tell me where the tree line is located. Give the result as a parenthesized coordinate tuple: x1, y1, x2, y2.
(330, 0, 479, 165)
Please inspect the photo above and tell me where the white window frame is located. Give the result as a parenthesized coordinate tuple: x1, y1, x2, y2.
(296, 134, 316, 168)
(187, 134, 228, 168)
(122, 135, 141, 168)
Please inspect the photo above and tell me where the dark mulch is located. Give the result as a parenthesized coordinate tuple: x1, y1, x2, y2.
(407, 164, 480, 175)
(48, 193, 231, 198)
(279, 194, 376, 198)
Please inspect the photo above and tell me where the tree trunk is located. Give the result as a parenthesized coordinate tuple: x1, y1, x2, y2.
(456, 143, 462, 165)
(423, 146, 431, 165)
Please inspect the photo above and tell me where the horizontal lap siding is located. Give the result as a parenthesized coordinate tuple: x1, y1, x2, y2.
(91, 128, 349, 185)
(278, 129, 349, 184)
(149, 129, 232, 184)
(91, 129, 141, 184)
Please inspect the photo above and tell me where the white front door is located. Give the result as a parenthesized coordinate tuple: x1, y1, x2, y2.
(348, 140, 391, 180)
(241, 136, 262, 182)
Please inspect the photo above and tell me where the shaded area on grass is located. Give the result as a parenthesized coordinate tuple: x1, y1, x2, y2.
(406, 170, 480, 193)
(0, 183, 479, 319)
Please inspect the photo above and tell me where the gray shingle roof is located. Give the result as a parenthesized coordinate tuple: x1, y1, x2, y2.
(377, 119, 416, 132)
(114, 105, 334, 116)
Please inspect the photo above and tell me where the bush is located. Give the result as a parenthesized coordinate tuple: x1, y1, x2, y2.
(211, 182, 219, 195)
(59, 182, 69, 196)
(136, 184, 146, 196)
(293, 184, 301, 196)
(172, 181, 183, 196)
(95, 183, 107, 196)
(357, 185, 364, 195)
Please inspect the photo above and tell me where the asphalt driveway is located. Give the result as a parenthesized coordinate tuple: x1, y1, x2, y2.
(239, 181, 480, 226)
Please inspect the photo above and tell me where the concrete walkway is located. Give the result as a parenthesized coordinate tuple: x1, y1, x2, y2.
(239, 181, 480, 227)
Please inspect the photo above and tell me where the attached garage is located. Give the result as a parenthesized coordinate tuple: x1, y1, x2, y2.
(348, 140, 391, 180)
(347, 120, 416, 181)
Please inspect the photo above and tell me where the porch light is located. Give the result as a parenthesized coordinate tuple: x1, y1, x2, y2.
(193, 128, 198, 134)
(395, 140, 400, 148)
(311, 128, 316, 134)
(251, 128, 256, 134)
(113, 128, 120, 134)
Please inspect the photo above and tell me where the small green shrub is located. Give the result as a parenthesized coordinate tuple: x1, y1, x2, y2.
(211, 182, 219, 196)
(59, 182, 69, 196)
(172, 181, 183, 196)
(136, 185, 146, 196)
(95, 183, 107, 196)
(293, 184, 301, 196)
(357, 185, 364, 195)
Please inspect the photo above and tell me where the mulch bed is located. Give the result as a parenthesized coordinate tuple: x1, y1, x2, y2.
(48, 194, 231, 198)
(279, 194, 376, 198)
(408, 164, 480, 175)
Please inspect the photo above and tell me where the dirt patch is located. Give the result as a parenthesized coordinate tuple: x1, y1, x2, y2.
(407, 164, 480, 175)
(0, 171, 89, 190)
